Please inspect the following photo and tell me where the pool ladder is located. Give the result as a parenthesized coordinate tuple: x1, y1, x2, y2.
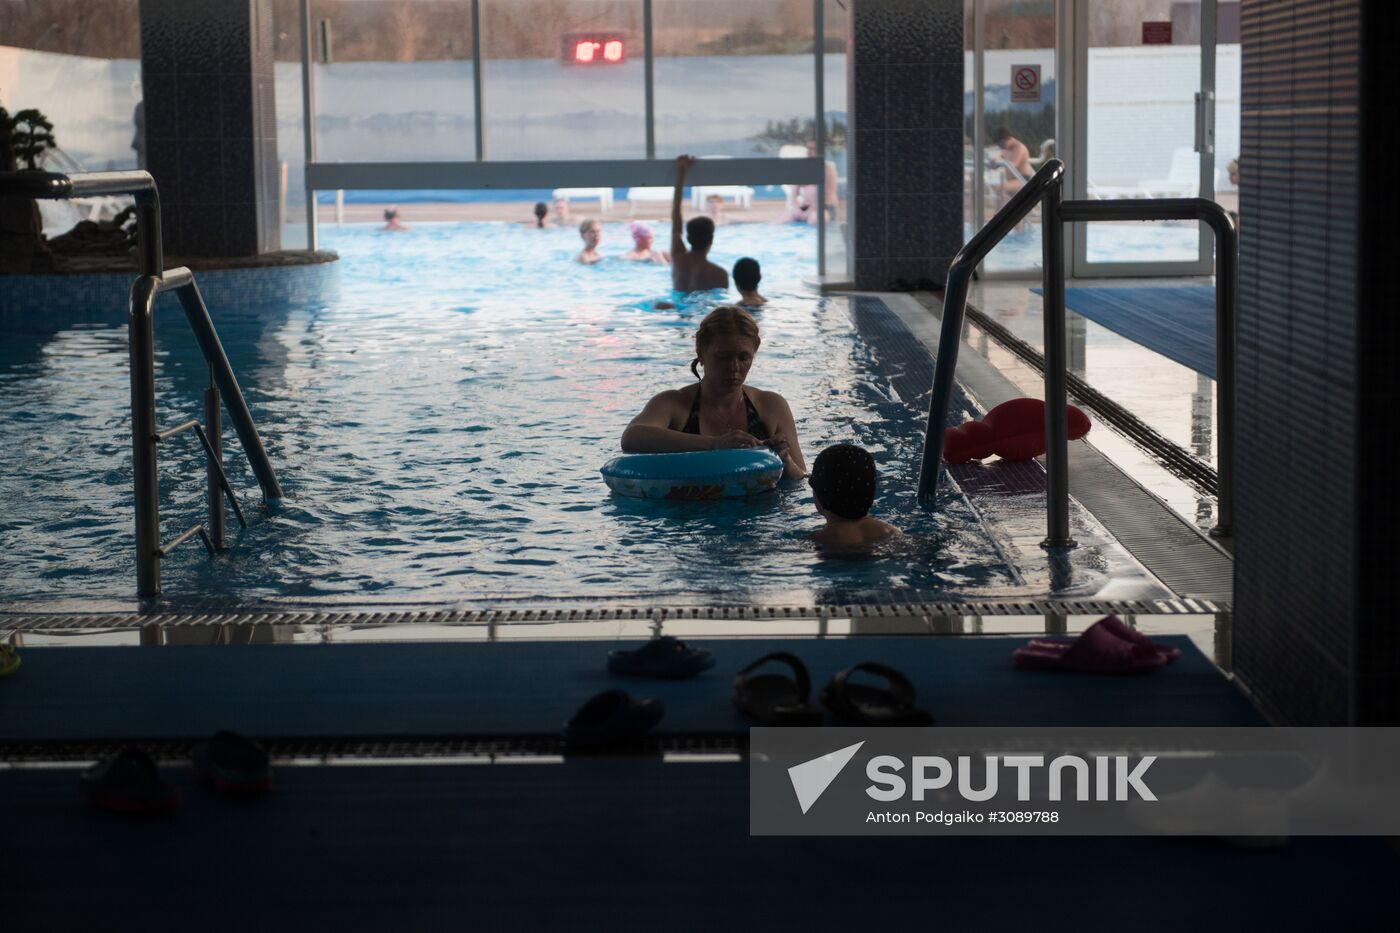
(0, 171, 283, 598)
(919, 158, 1237, 545)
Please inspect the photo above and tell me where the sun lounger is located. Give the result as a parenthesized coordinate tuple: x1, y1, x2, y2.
(691, 185, 754, 210)
(552, 187, 615, 213)
(625, 186, 674, 215)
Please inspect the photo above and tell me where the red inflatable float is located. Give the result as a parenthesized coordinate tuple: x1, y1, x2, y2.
(943, 398, 1091, 463)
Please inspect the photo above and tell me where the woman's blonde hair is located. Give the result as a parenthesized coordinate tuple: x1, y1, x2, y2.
(691, 305, 761, 379)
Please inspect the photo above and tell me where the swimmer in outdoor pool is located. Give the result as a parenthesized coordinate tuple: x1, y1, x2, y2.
(622, 222, 670, 264)
(733, 257, 766, 307)
(380, 206, 410, 232)
(621, 305, 806, 479)
(528, 201, 552, 228)
(808, 443, 900, 550)
(575, 218, 602, 265)
(670, 155, 729, 292)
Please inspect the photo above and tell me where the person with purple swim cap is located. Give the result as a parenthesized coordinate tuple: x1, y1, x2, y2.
(808, 443, 899, 549)
(622, 221, 669, 264)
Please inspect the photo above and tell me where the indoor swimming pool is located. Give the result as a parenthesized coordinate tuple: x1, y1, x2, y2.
(0, 220, 1042, 607)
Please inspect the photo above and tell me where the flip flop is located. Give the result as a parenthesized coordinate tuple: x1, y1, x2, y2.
(608, 636, 716, 679)
(192, 730, 272, 796)
(1014, 617, 1173, 674)
(1026, 615, 1181, 665)
(732, 652, 822, 726)
(80, 746, 180, 814)
(1028, 615, 1181, 662)
(820, 662, 935, 726)
(0, 644, 18, 677)
(563, 689, 664, 751)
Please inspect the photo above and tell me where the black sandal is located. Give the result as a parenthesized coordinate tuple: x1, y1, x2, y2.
(820, 662, 935, 726)
(732, 652, 822, 726)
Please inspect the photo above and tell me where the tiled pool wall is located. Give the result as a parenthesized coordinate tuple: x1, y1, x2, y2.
(0, 261, 339, 322)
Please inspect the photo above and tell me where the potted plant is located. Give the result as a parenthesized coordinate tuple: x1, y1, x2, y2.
(0, 104, 58, 273)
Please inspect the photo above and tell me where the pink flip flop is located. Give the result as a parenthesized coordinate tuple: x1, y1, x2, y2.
(1026, 615, 1181, 663)
(1014, 616, 1176, 674)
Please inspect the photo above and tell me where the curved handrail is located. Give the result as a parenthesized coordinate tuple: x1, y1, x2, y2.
(0, 169, 162, 275)
(0, 169, 283, 595)
(917, 159, 1065, 503)
(0, 168, 155, 200)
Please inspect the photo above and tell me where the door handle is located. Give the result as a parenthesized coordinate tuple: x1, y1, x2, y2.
(1194, 91, 1215, 155)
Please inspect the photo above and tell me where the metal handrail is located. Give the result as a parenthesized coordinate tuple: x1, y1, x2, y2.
(917, 159, 1065, 507)
(0, 169, 283, 596)
(918, 158, 1237, 544)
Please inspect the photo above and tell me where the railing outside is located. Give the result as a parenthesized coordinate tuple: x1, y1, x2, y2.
(919, 158, 1237, 544)
(0, 170, 282, 597)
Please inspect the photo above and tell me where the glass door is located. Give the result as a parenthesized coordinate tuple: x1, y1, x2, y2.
(1070, 0, 1218, 276)
(965, 0, 1059, 277)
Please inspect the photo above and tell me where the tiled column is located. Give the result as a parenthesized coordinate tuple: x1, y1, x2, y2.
(850, 0, 963, 291)
(1233, 0, 1398, 725)
(139, 0, 280, 258)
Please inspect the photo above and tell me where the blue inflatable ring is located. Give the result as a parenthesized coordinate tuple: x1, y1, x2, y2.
(601, 449, 785, 500)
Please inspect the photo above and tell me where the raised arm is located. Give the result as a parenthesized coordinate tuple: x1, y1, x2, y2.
(670, 155, 694, 257)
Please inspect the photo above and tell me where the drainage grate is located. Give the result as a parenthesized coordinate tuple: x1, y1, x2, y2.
(0, 734, 750, 765)
(0, 599, 1231, 633)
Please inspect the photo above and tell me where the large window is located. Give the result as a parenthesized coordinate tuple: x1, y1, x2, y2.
(290, 0, 837, 270)
(308, 0, 478, 164)
(481, 0, 645, 160)
(964, 0, 1057, 275)
(0, 0, 143, 234)
(652, 0, 817, 159)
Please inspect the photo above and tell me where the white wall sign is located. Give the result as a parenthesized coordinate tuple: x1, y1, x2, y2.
(1010, 64, 1042, 103)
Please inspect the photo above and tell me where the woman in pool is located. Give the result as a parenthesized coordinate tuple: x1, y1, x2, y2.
(621, 305, 806, 480)
(621, 222, 669, 264)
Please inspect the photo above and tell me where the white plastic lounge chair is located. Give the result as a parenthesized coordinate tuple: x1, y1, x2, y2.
(552, 187, 615, 213)
(1139, 147, 1205, 199)
(624, 186, 674, 216)
(689, 155, 754, 211)
(691, 185, 754, 210)
(1087, 180, 1152, 199)
(778, 144, 807, 209)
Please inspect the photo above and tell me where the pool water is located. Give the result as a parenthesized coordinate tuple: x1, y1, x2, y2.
(0, 220, 1015, 606)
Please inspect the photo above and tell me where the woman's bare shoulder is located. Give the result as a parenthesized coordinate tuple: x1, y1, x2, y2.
(647, 384, 698, 409)
(746, 385, 793, 412)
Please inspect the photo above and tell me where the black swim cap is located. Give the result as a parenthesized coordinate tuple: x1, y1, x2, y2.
(809, 444, 877, 520)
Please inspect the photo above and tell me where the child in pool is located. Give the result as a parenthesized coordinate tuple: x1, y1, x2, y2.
(808, 443, 900, 549)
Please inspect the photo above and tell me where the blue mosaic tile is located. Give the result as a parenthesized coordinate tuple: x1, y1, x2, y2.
(889, 195, 934, 258)
(887, 64, 933, 129)
(0, 263, 340, 320)
(931, 63, 964, 127)
(853, 129, 888, 196)
(887, 129, 932, 194)
(855, 195, 889, 257)
(852, 64, 888, 130)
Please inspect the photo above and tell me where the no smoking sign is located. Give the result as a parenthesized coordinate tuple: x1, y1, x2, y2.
(1010, 64, 1041, 103)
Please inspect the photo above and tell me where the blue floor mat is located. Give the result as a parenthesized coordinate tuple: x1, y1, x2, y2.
(1033, 285, 1218, 378)
(0, 635, 1262, 742)
(1, 760, 1394, 930)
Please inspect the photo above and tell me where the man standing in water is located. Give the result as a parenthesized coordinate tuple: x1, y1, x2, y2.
(670, 156, 729, 292)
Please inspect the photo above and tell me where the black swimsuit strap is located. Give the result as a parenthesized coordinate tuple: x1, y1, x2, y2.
(681, 385, 769, 440)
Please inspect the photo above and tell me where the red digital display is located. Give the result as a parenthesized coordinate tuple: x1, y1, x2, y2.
(563, 33, 626, 64)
